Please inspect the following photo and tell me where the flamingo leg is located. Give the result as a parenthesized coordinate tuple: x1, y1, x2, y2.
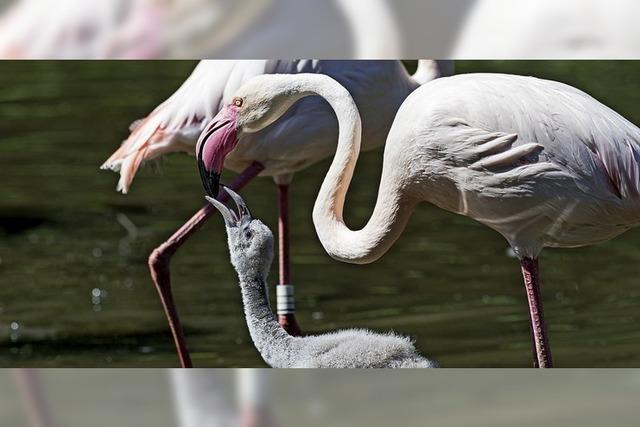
(276, 184, 302, 336)
(520, 257, 553, 368)
(529, 326, 540, 369)
(148, 162, 264, 368)
(13, 369, 54, 427)
(277, 185, 291, 287)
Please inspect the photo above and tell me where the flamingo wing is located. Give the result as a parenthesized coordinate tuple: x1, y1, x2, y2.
(428, 74, 640, 201)
(578, 111, 640, 199)
(525, 80, 640, 200)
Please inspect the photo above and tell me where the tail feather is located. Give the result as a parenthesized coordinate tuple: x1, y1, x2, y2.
(100, 121, 160, 194)
(116, 145, 149, 194)
(101, 108, 163, 172)
(101, 104, 200, 194)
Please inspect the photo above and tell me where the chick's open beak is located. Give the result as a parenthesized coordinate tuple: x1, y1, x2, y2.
(205, 185, 252, 227)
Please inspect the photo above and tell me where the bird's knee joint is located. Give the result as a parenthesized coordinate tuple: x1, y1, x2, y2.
(148, 246, 169, 271)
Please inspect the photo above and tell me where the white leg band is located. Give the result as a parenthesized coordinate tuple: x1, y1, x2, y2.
(276, 284, 295, 315)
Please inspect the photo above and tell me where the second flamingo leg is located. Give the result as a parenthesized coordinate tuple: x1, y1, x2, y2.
(529, 326, 540, 369)
(520, 257, 553, 368)
(148, 162, 264, 368)
(276, 184, 302, 336)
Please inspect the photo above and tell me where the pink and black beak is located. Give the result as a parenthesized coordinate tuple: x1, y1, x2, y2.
(196, 105, 240, 198)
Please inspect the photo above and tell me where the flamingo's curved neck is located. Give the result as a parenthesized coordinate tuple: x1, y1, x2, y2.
(284, 75, 415, 264)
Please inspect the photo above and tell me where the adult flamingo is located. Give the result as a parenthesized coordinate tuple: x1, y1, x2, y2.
(198, 72, 640, 368)
(0, 0, 164, 58)
(453, 0, 640, 58)
(0, 0, 401, 59)
(102, 60, 451, 367)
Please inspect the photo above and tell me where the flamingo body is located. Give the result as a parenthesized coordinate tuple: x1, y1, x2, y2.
(387, 73, 640, 257)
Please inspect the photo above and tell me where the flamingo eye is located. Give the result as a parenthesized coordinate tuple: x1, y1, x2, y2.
(233, 97, 243, 107)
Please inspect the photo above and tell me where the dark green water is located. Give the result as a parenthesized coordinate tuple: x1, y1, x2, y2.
(1, 61, 640, 367)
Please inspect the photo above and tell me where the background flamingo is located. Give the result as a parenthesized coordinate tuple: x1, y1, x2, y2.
(101, 60, 452, 367)
(0, 0, 403, 59)
(0, 0, 268, 58)
(0, 0, 164, 58)
(198, 72, 640, 368)
(453, 0, 640, 58)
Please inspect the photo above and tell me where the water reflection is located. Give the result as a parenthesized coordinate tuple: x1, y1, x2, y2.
(0, 0, 401, 58)
(1, 0, 640, 58)
(3, 369, 640, 426)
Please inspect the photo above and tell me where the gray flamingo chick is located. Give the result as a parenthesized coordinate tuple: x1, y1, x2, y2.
(206, 187, 436, 368)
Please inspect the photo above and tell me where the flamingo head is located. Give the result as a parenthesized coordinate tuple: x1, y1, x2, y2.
(206, 185, 274, 277)
(196, 74, 308, 197)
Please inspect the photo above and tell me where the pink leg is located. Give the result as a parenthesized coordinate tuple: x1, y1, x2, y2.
(13, 369, 54, 427)
(529, 326, 540, 369)
(276, 184, 301, 337)
(277, 185, 291, 288)
(149, 162, 264, 368)
(520, 257, 553, 368)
